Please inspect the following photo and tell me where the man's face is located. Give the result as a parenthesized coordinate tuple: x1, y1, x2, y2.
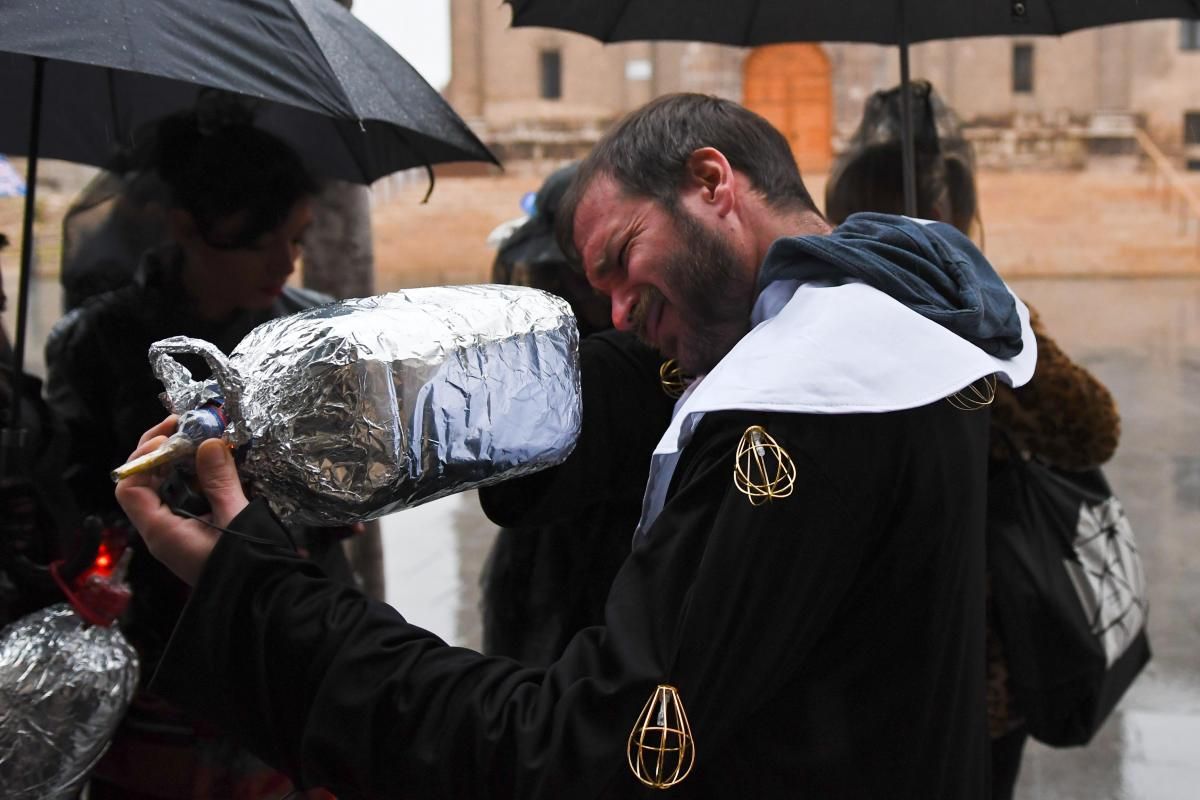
(191, 198, 313, 313)
(573, 174, 753, 374)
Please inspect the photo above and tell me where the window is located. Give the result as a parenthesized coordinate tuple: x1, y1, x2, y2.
(1181, 20, 1200, 51)
(539, 50, 562, 100)
(1012, 43, 1034, 94)
(625, 59, 653, 81)
(1187, 112, 1200, 170)
(1185, 112, 1200, 145)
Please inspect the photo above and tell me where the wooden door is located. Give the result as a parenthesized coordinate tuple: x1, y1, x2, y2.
(742, 44, 833, 173)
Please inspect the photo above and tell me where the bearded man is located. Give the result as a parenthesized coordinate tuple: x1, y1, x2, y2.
(117, 94, 1034, 799)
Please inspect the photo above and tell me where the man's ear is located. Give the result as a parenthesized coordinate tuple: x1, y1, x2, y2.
(166, 208, 199, 247)
(683, 147, 736, 218)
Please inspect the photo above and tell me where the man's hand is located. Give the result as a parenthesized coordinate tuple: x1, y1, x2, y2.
(115, 416, 249, 586)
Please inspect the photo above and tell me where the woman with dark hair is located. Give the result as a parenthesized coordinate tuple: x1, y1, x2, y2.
(44, 100, 346, 800)
(825, 81, 979, 238)
(825, 81, 1121, 799)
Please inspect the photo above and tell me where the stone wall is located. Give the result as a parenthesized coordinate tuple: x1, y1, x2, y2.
(447, 7, 1200, 170)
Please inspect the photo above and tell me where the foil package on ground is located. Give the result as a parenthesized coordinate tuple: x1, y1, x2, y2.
(0, 604, 140, 800)
(150, 285, 581, 525)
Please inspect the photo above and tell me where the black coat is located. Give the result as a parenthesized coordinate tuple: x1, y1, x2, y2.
(0, 365, 76, 626)
(477, 329, 675, 664)
(156, 400, 991, 799)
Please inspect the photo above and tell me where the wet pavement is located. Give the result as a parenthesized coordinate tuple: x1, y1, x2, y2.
(380, 276, 1200, 798)
(1006, 278, 1200, 799)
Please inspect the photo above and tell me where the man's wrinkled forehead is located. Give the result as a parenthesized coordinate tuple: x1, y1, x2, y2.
(571, 173, 624, 279)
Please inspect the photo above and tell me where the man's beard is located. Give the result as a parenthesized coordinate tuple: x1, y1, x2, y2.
(630, 207, 753, 375)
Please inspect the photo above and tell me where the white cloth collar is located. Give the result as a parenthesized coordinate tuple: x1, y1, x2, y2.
(634, 278, 1037, 538)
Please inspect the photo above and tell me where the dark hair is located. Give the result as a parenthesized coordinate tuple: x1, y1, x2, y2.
(151, 96, 317, 247)
(942, 156, 978, 236)
(557, 93, 819, 263)
(826, 144, 945, 223)
(825, 144, 978, 236)
(824, 81, 979, 237)
(497, 161, 579, 270)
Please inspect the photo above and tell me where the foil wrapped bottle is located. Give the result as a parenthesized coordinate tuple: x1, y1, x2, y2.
(138, 284, 582, 525)
(0, 538, 138, 800)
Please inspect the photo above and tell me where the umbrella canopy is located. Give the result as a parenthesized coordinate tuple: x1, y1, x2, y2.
(0, 0, 497, 183)
(506, 0, 1200, 47)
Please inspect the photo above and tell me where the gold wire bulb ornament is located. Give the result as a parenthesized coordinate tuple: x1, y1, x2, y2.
(659, 359, 690, 399)
(733, 425, 796, 506)
(947, 373, 998, 411)
(627, 684, 696, 789)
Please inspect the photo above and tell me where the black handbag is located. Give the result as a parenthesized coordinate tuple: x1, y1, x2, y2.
(987, 451, 1151, 747)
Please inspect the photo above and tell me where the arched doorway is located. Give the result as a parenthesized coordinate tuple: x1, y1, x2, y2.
(742, 44, 833, 174)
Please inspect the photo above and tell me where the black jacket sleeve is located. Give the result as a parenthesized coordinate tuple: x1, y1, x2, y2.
(154, 406, 986, 799)
(43, 307, 125, 514)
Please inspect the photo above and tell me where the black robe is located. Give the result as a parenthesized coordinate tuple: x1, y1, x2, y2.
(477, 329, 675, 664)
(155, 399, 990, 799)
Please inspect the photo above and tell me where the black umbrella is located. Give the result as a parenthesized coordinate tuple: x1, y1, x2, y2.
(0, 0, 496, 184)
(0, 0, 498, 471)
(506, 0, 1200, 213)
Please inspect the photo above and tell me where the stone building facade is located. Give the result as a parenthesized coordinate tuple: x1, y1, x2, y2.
(445, 3, 1200, 170)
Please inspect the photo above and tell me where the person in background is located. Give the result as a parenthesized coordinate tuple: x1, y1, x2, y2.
(59, 167, 172, 312)
(478, 163, 677, 664)
(44, 100, 347, 800)
(1, 232, 76, 629)
(824, 80, 1121, 799)
(489, 163, 613, 338)
(0, 231, 10, 361)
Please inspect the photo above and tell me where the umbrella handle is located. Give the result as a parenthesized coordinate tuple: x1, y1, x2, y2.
(6, 56, 45, 437)
(896, 4, 918, 218)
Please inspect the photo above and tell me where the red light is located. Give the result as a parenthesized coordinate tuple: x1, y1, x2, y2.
(91, 542, 114, 575)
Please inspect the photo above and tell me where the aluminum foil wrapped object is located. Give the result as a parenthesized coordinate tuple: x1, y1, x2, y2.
(149, 285, 582, 525)
(0, 604, 140, 800)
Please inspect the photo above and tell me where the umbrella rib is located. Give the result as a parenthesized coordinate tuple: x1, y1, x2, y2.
(317, 0, 497, 171)
(285, 1, 357, 118)
(285, 1, 375, 183)
(328, 116, 375, 185)
(740, 0, 766, 46)
(109, 0, 138, 148)
(601, 0, 639, 42)
(116, 0, 139, 71)
(105, 69, 138, 152)
(286, 1, 495, 182)
(387, 126, 438, 203)
(1043, 0, 1063, 35)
